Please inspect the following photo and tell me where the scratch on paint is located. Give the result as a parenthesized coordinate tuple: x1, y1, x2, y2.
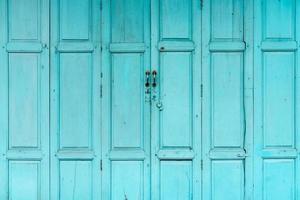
(72, 162, 78, 200)
(124, 189, 128, 200)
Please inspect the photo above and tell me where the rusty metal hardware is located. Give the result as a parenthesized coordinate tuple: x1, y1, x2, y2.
(152, 70, 157, 88)
(145, 71, 150, 87)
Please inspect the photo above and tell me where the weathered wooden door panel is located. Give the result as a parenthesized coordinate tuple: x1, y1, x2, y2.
(102, 0, 151, 199)
(50, 0, 101, 199)
(254, 0, 300, 199)
(150, 0, 202, 199)
(0, 0, 50, 199)
(202, 0, 253, 199)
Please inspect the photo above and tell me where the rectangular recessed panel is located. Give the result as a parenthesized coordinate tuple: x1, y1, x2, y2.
(263, 159, 295, 200)
(111, 161, 143, 200)
(160, 0, 191, 39)
(160, 52, 192, 148)
(9, 53, 39, 148)
(264, 0, 295, 40)
(60, 161, 92, 200)
(60, 0, 90, 40)
(9, 0, 39, 40)
(160, 161, 192, 200)
(9, 161, 40, 200)
(211, 0, 244, 40)
(212, 53, 244, 148)
(111, 54, 143, 148)
(263, 52, 295, 147)
(59, 53, 92, 148)
(111, 0, 144, 43)
(212, 160, 244, 200)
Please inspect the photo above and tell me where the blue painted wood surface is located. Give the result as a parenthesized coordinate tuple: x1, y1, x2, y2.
(0, 0, 298, 199)
(254, 0, 300, 199)
(202, 0, 254, 199)
(101, 0, 151, 199)
(0, 0, 50, 199)
(150, 0, 202, 200)
(50, 0, 101, 199)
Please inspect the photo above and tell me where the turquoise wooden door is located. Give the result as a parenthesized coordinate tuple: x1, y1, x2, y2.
(0, 0, 50, 199)
(2, 0, 300, 199)
(101, 0, 151, 199)
(254, 0, 300, 199)
(50, 0, 101, 199)
(202, 0, 254, 199)
(150, 0, 202, 199)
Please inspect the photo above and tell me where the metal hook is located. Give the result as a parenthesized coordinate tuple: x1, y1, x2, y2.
(152, 70, 157, 88)
(145, 71, 150, 88)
